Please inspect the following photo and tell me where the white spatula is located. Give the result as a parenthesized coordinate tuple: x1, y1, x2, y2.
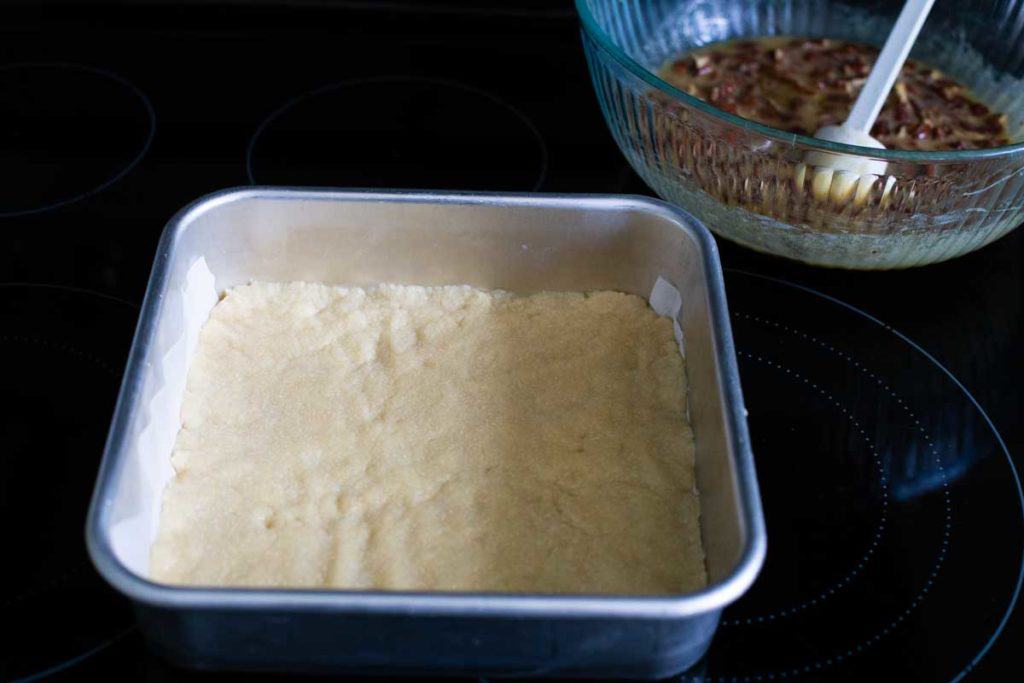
(800, 0, 936, 204)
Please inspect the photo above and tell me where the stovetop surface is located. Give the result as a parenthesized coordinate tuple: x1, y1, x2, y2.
(2, 2, 1021, 681)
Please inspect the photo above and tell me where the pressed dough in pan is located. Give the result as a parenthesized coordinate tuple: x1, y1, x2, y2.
(150, 282, 706, 594)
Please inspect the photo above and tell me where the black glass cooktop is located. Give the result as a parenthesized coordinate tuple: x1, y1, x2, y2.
(2, 2, 1021, 682)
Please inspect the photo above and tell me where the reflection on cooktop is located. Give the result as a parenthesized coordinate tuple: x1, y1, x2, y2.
(2, 285, 137, 682)
(246, 77, 548, 191)
(684, 271, 1024, 682)
(0, 63, 154, 217)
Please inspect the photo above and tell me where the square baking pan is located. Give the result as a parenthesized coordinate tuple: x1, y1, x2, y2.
(86, 187, 765, 679)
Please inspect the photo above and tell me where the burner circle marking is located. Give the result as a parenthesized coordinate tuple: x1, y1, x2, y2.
(689, 270, 1024, 682)
(721, 348, 891, 626)
(245, 75, 548, 191)
(0, 62, 155, 217)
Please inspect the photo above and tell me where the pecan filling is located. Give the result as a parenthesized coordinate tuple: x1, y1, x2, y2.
(659, 37, 1009, 152)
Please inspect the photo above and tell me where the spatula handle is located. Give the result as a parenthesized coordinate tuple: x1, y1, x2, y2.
(845, 0, 936, 134)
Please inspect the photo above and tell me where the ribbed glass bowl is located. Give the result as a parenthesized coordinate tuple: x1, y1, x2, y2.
(577, 0, 1024, 269)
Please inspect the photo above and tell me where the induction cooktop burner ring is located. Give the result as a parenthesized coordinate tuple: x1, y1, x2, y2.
(0, 62, 155, 218)
(0, 280, 141, 305)
(3, 328, 121, 601)
(724, 309, 958, 628)
(3, 284, 139, 682)
(11, 625, 137, 683)
(2, 332, 122, 378)
(717, 269, 1024, 683)
(707, 349, 950, 678)
(245, 74, 549, 191)
(721, 347, 891, 626)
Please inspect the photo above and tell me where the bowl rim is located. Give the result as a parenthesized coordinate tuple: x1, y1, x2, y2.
(575, 0, 1024, 163)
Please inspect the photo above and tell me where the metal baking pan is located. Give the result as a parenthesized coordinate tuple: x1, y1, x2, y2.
(86, 187, 765, 679)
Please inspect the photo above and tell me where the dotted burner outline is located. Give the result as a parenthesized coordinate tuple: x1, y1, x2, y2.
(720, 348, 891, 627)
(3, 290, 138, 683)
(680, 311, 953, 681)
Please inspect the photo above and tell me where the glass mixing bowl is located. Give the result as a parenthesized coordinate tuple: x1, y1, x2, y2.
(577, 0, 1024, 269)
